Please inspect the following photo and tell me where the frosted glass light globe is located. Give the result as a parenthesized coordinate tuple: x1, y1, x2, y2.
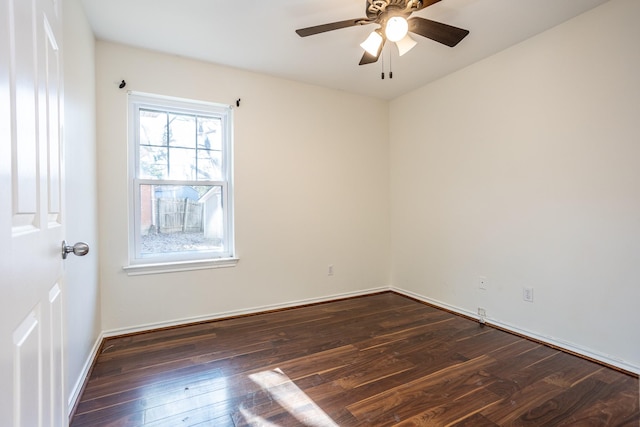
(360, 31, 384, 56)
(385, 16, 408, 42)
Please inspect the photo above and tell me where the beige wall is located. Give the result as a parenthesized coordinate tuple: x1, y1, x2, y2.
(95, 42, 391, 332)
(390, 0, 640, 371)
(63, 0, 101, 408)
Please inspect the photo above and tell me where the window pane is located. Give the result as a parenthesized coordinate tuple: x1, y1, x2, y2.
(139, 184, 224, 257)
(168, 147, 196, 180)
(140, 110, 167, 146)
(139, 146, 168, 179)
(197, 116, 222, 150)
(197, 149, 222, 180)
(169, 113, 196, 148)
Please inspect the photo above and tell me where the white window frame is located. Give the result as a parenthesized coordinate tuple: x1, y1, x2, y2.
(123, 92, 237, 275)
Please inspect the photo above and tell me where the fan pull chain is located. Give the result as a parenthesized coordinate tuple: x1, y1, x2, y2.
(379, 50, 393, 80)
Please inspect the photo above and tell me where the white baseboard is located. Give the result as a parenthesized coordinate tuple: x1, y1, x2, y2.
(68, 331, 104, 414)
(391, 286, 639, 375)
(102, 286, 391, 338)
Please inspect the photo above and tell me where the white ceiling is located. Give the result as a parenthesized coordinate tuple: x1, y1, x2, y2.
(81, 0, 609, 100)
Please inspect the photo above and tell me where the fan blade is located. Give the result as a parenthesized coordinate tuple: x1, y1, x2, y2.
(414, 0, 444, 11)
(408, 17, 469, 47)
(296, 19, 369, 37)
(359, 38, 386, 65)
(359, 51, 379, 65)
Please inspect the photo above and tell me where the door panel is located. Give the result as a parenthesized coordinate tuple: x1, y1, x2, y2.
(1, 0, 66, 425)
(13, 309, 42, 427)
(49, 283, 64, 427)
(12, 0, 39, 225)
(44, 14, 61, 223)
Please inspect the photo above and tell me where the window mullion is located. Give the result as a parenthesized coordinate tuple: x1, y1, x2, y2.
(195, 116, 199, 180)
(136, 178, 222, 186)
(166, 112, 170, 179)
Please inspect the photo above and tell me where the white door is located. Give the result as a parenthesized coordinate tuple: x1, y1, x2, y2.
(0, 0, 67, 425)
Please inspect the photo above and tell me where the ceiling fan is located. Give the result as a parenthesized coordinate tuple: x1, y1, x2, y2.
(295, 0, 470, 65)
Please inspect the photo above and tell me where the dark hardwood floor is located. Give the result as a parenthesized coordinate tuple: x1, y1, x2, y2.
(70, 292, 639, 426)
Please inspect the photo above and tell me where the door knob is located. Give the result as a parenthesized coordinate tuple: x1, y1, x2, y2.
(61, 240, 90, 259)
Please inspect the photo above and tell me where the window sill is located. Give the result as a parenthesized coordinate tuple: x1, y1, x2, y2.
(123, 257, 239, 276)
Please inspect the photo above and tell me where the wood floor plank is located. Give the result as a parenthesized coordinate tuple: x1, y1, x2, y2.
(146, 406, 236, 427)
(481, 376, 565, 425)
(450, 412, 500, 427)
(70, 292, 639, 427)
(247, 344, 361, 381)
(553, 375, 640, 426)
(74, 368, 226, 415)
(346, 355, 498, 423)
(78, 359, 234, 402)
(330, 352, 416, 390)
(319, 341, 470, 407)
(511, 376, 639, 426)
(452, 327, 523, 360)
(392, 385, 503, 427)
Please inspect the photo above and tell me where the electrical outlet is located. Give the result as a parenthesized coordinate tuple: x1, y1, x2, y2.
(328, 265, 334, 276)
(478, 276, 488, 290)
(523, 287, 534, 302)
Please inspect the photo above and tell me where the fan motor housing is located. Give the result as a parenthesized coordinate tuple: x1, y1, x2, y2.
(366, 0, 423, 20)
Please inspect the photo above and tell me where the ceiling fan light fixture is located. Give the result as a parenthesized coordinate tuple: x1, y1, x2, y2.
(385, 16, 408, 42)
(360, 30, 384, 56)
(295, 1, 470, 67)
(395, 33, 417, 56)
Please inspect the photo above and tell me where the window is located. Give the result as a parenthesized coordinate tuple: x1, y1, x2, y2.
(126, 93, 235, 273)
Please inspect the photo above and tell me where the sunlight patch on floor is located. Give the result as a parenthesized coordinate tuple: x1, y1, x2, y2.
(244, 368, 339, 427)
